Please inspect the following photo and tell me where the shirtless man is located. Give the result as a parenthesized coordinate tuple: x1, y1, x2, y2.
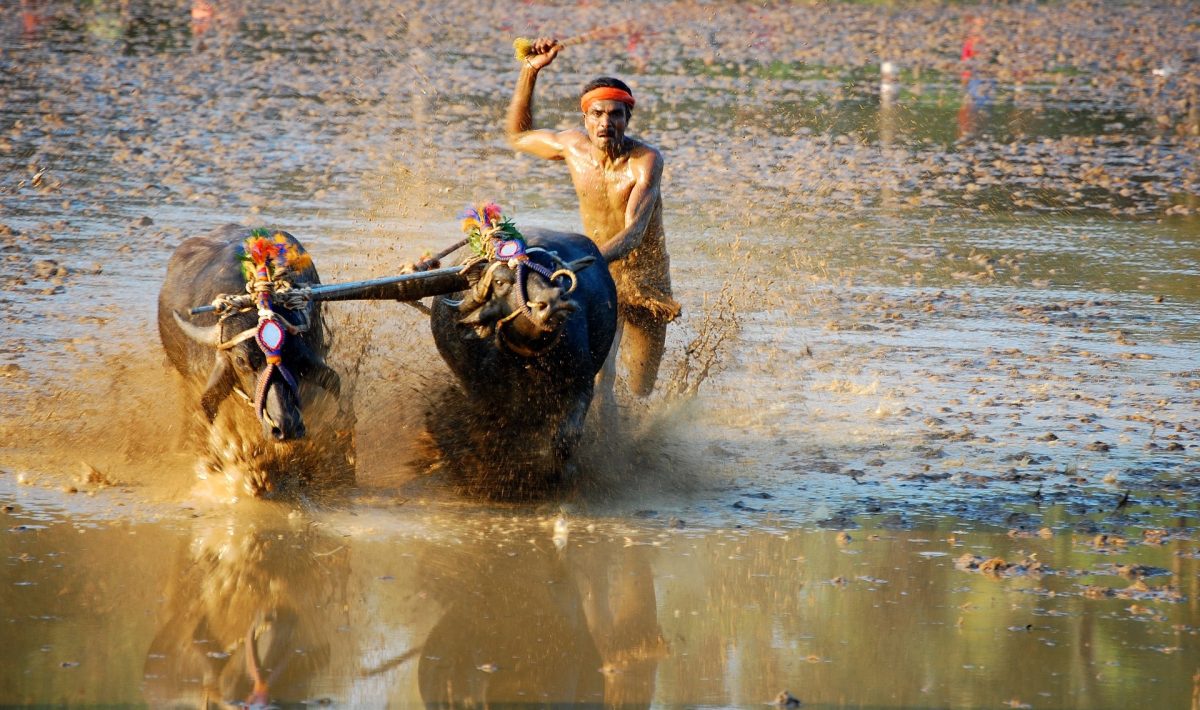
(505, 38, 679, 399)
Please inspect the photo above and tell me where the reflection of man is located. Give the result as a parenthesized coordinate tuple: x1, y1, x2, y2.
(413, 528, 664, 707)
(570, 544, 666, 706)
(191, 0, 215, 35)
(505, 38, 679, 399)
(960, 15, 992, 104)
(21, 0, 45, 35)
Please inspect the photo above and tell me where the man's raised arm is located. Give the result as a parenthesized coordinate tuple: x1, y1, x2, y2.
(505, 38, 566, 160)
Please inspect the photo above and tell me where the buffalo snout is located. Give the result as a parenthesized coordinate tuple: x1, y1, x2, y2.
(261, 379, 305, 442)
(267, 418, 306, 442)
(526, 288, 578, 331)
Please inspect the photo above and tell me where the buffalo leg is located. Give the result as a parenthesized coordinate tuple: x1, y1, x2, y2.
(554, 389, 593, 466)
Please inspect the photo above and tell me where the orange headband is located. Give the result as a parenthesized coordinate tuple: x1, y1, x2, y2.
(580, 87, 635, 113)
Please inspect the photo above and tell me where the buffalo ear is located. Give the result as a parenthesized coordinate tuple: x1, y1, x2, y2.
(199, 356, 235, 421)
(463, 260, 489, 285)
(458, 306, 496, 340)
(290, 339, 341, 398)
(312, 364, 341, 397)
(567, 255, 596, 273)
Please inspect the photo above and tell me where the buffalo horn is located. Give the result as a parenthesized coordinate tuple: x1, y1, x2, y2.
(443, 290, 482, 313)
(172, 311, 223, 347)
(549, 268, 578, 295)
(566, 255, 596, 273)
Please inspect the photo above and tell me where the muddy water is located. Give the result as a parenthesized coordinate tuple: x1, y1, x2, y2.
(3, 494, 1199, 707)
(2, 1, 1199, 707)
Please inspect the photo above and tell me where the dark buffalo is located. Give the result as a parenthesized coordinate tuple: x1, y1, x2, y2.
(429, 228, 617, 495)
(157, 224, 348, 493)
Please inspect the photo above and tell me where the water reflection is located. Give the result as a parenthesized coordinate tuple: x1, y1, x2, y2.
(20, 0, 46, 37)
(570, 544, 667, 706)
(142, 516, 350, 707)
(128, 509, 668, 707)
(877, 81, 899, 210)
(366, 517, 666, 707)
(190, 0, 241, 53)
(1, 498, 1197, 707)
(879, 61, 899, 108)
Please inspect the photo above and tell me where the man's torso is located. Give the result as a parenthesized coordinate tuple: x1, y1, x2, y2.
(558, 130, 677, 320)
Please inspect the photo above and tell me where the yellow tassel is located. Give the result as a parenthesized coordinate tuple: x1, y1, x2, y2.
(513, 37, 534, 61)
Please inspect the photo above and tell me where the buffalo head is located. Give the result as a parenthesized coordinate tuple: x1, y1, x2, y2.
(172, 310, 340, 442)
(450, 253, 595, 353)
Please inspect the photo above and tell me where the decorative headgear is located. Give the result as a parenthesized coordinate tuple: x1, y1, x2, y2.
(460, 202, 526, 259)
(580, 86, 635, 113)
(238, 229, 305, 416)
(455, 203, 578, 330)
(239, 229, 312, 283)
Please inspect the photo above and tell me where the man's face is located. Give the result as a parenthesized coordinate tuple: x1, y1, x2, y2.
(583, 100, 630, 151)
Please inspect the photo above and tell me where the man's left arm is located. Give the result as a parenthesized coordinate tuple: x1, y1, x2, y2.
(601, 150, 663, 264)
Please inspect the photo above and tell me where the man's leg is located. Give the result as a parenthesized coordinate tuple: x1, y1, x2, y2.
(619, 310, 667, 398)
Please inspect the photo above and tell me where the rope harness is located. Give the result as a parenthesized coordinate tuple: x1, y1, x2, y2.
(206, 232, 314, 423)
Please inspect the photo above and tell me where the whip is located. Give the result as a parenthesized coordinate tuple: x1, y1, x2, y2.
(513, 22, 634, 62)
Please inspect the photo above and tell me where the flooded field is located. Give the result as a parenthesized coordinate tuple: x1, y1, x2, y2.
(2, 0, 1199, 707)
(4, 494, 1200, 707)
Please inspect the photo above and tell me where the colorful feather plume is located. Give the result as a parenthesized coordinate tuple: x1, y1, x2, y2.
(459, 203, 524, 258)
(240, 229, 311, 281)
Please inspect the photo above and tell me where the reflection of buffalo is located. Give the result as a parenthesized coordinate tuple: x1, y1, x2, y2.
(428, 229, 617, 496)
(142, 520, 351, 707)
(413, 530, 665, 708)
(157, 224, 352, 494)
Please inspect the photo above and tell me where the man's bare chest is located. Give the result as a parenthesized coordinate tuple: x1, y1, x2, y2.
(567, 160, 636, 207)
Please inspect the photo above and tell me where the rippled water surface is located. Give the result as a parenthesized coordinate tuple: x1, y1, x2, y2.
(2, 1, 1198, 707)
(3, 494, 1199, 707)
